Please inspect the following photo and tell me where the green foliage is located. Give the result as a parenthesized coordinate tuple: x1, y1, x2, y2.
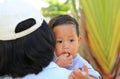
(80, 0, 120, 78)
(41, 0, 72, 17)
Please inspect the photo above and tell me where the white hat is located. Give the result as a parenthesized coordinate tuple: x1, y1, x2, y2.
(0, 0, 43, 40)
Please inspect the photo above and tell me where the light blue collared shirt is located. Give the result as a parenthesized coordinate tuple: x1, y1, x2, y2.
(66, 54, 101, 79)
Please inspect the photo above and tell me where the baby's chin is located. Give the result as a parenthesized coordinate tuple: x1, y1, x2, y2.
(73, 54, 77, 58)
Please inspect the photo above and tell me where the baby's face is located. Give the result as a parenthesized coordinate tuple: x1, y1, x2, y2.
(53, 24, 82, 57)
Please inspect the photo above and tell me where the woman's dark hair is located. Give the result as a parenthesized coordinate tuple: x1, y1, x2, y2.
(49, 15, 80, 36)
(0, 20, 55, 77)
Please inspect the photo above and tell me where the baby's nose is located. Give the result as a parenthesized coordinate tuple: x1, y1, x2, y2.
(62, 42, 70, 52)
(63, 48, 70, 54)
(63, 42, 69, 48)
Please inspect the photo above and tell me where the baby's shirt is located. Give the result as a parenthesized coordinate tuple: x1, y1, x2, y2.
(66, 54, 101, 79)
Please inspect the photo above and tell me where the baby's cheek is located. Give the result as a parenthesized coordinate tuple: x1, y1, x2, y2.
(55, 50, 62, 57)
(71, 50, 77, 57)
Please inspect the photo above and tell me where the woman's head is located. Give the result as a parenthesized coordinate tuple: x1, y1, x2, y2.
(0, 1, 55, 77)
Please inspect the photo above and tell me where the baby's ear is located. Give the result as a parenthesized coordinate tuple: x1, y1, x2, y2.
(78, 35, 82, 44)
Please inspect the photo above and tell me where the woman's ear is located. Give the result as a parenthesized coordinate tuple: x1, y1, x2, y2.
(78, 35, 82, 44)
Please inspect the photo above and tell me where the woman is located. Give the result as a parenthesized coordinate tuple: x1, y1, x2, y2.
(0, 1, 71, 79)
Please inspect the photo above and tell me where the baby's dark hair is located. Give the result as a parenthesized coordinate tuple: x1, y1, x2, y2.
(49, 15, 80, 36)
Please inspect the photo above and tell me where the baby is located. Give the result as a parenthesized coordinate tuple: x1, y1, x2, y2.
(49, 15, 101, 79)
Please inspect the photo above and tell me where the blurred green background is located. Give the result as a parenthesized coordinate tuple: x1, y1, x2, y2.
(38, 0, 120, 78)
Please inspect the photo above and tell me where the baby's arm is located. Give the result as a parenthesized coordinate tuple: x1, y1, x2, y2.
(55, 53, 73, 67)
(69, 64, 98, 79)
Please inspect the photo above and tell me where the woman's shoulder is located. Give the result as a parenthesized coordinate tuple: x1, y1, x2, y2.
(23, 62, 72, 79)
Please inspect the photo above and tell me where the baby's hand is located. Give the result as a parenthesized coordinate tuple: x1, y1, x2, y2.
(69, 64, 89, 79)
(55, 53, 73, 67)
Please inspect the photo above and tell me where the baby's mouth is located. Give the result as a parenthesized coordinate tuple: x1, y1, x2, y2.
(62, 52, 71, 57)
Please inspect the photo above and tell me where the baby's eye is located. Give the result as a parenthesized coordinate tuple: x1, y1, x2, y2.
(56, 40, 62, 43)
(69, 39, 74, 42)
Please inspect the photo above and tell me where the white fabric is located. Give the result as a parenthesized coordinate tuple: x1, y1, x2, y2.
(23, 62, 72, 79)
(0, 1, 43, 40)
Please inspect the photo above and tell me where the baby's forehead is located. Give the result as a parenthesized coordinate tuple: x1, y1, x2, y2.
(54, 23, 79, 37)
